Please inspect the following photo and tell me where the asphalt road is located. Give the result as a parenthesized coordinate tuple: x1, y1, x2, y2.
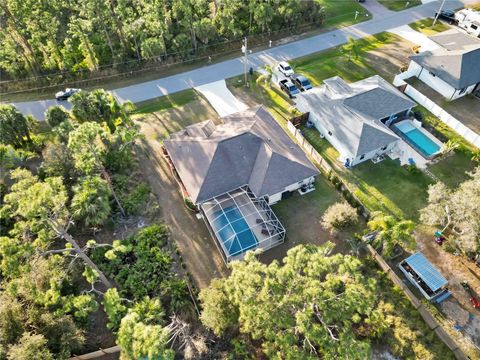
(10, 0, 474, 120)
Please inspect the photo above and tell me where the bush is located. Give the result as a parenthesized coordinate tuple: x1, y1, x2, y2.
(321, 202, 359, 233)
(406, 164, 420, 174)
(45, 106, 69, 128)
(443, 237, 457, 253)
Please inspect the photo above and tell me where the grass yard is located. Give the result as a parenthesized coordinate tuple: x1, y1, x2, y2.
(133, 89, 198, 115)
(290, 33, 409, 84)
(409, 18, 450, 35)
(378, 0, 422, 11)
(320, 0, 371, 28)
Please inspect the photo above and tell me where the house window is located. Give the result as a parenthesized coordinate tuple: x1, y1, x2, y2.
(459, 87, 467, 95)
(471, 24, 478, 30)
(429, 71, 436, 77)
(328, 131, 332, 136)
(381, 146, 387, 151)
(360, 154, 365, 160)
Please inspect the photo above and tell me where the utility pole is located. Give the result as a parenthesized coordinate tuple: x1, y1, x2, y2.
(432, 0, 447, 26)
(242, 37, 248, 87)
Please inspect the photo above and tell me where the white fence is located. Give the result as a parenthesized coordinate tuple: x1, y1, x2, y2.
(394, 75, 480, 148)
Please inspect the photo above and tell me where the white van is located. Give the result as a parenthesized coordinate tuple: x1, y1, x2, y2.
(455, 9, 480, 37)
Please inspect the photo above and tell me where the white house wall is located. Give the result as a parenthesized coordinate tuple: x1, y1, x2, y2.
(351, 141, 398, 166)
(409, 61, 476, 100)
(267, 176, 316, 205)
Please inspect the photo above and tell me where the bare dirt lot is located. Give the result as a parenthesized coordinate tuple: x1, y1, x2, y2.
(135, 97, 229, 289)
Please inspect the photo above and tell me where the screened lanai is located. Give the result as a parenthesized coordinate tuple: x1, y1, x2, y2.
(200, 186, 285, 263)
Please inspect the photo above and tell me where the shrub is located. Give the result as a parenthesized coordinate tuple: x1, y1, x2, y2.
(45, 106, 69, 128)
(406, 164, 420, 174)
(321, 202, 359, 233)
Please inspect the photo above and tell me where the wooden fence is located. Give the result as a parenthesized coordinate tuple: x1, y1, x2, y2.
(69, 346, 120, 360)
(366, 245, 468, 360)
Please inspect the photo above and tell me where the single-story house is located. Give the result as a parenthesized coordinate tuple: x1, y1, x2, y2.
(407, 29, 480, 100)
(164, 106, 319, 262)
(295, 75, 416, 167)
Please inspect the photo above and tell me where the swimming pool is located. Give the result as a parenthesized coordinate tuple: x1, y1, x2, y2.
(395, 121, 441, 157)
(211, 206, 258, 257)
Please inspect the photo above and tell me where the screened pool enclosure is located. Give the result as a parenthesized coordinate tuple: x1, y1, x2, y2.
(201, 187, 285, 262)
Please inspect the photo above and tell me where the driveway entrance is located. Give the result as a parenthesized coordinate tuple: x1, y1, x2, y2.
(195, 80, 248, 117)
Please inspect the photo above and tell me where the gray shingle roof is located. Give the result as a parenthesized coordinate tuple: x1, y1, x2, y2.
(164, 106, 319, 204)
(296, 76, 412, 158)
(410, 30, 480, 89)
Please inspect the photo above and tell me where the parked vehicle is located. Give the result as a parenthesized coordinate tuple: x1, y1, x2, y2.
(291, 74, 312, 91)
(277, 61, 294, 77)
(435, 9, 458, 24)
(55, 88, 81, 100)
(461, 281, 480, 308)
(455, 9, 480, 37)
(279, 79, 299, 98)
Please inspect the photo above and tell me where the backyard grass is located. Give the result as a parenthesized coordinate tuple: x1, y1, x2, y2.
(409, 18, 450, 35)
(378, 0, 422, 11)
(133, 89, 198, 115)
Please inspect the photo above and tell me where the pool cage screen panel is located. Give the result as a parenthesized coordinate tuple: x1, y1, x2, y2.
(201, 187, 286, 262)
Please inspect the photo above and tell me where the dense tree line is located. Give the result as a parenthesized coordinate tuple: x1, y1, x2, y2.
(0, 0, 326, 80)
(0, 91, 165, 359)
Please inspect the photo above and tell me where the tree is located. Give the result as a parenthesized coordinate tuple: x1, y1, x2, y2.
(69, 89, 131, 132)
(199, 244, 385, 359)
(67, 122, 126, 217)
(71, 176, 112, 228)
(0, 105, 35, 148)
(3, 168, 113, 288)
(117, 297, 174, 360)
(6, 332, 54, 360)
(321, 202, 358, 233)
(0, 294, 25, 350)
(45, 106, 70, 128)
(421, 168, 480, 253)
(367, 212, 416, 258)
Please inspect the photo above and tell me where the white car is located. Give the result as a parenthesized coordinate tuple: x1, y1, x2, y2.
(277, 61, 294, 77)
(55, 88, 81, 101)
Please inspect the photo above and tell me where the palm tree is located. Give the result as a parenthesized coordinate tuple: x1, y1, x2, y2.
(256, 64, 273, 87)
(471, 149, 480, 163)
(440, 139, 459, 155)
(367, 212, 416, 258)
(342, 37, 359, 61)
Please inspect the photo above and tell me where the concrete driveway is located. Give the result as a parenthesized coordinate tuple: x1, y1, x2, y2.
(388, 25, 441, 51)
(195, 80, 248, 117)
(359, 0, 394, 18)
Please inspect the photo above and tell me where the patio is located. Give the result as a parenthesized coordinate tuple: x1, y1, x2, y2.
(201, 186, 285, 263)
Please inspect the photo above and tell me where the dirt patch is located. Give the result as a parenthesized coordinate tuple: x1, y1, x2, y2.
(406, 78, 480, 134)
(135, 99, 229, 289)
(363, 38, 415, 82)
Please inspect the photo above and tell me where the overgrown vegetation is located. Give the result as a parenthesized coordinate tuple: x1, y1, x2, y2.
(409, 18, 450, 35)
(199, 244, 453, 359)
(0, 91, 159, 359)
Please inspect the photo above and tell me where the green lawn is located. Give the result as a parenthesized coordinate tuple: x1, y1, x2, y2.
(409, 18, 450, 35)
(320, 0, 371, 28)
(132, 89, 198, 115)
(378, 0, 422, 11)
(302, 127, 433, 219)
(290, 33, 400, 86)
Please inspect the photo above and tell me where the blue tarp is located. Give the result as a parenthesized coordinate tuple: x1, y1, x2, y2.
(405, 252, 448, 292)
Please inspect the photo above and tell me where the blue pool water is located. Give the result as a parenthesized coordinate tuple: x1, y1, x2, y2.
(396, 122, 440, 157)
(212, 206, 257, 257)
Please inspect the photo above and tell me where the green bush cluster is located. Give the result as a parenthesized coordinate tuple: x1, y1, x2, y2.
(93, 224, 192, 330)
(113, 175, 151, 215)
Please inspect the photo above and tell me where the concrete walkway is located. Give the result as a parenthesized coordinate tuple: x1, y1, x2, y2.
(11, 0, 476, 120)
(194, 80, 248, 117)
(388, 24, 441, 51)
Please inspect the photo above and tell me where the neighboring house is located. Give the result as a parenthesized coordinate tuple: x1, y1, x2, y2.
(407, 29, 480, 100)
(164, 106, 319, 262)
(295, 75, 416, 167)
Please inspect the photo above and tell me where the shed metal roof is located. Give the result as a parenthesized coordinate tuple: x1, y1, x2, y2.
(405, 252, 448, 292)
